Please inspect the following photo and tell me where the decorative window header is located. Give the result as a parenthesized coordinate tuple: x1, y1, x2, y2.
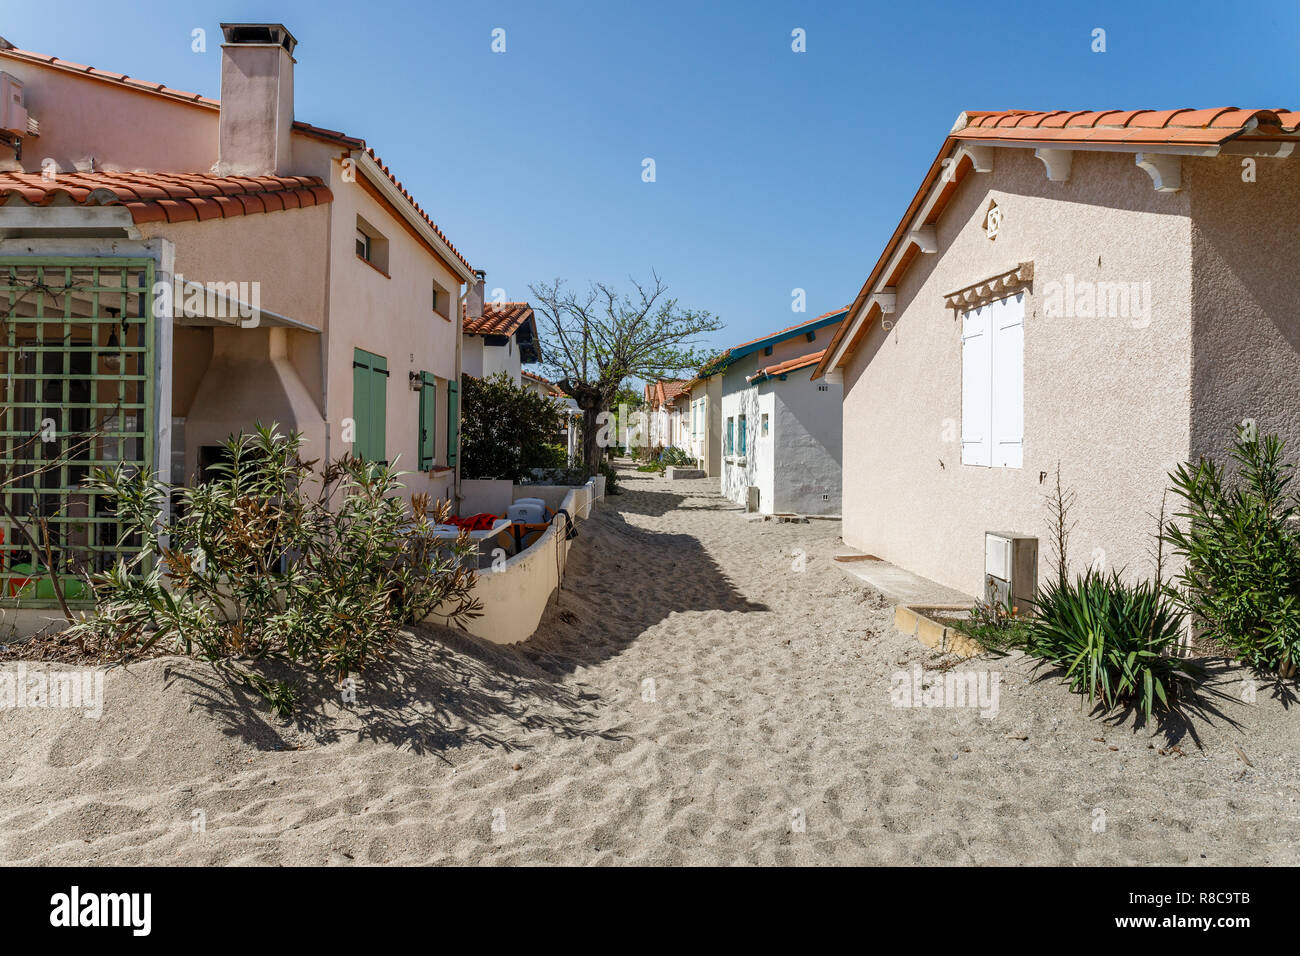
(943, 261, 1033, 311)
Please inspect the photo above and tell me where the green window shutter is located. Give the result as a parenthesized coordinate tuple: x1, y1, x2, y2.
(418, 371, 436, 470)
(738, 414, 747, 455)
(446, 378, 459, 467)
(352, 348, 388, 463)
(726, 417, 734, 454)
(352, 350, 372, 460)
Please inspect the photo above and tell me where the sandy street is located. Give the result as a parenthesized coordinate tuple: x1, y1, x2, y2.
(1, 467, 1297, 866)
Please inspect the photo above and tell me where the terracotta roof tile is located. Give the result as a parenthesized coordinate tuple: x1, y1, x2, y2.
(749, 349, 827, 382)
(0, 47, 469, 271)
(463, 302, 536, 337)
(0, 171, 333, 224)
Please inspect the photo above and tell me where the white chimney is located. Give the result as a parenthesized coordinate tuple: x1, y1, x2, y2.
(215, 23, 297, 177)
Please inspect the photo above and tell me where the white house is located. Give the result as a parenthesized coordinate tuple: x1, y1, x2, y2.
(462, 272, 541, 386)
(717, 309, 847, 514)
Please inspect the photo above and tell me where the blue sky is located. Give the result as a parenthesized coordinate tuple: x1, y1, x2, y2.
(5, 0, 1298, 360)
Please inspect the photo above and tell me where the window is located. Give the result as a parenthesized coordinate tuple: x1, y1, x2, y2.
(725, 416, 734, 455)
(417, 371, 437, 470)
(432, 279, 450, 319)
(355, 216, 389, 273)
(738, 414, 747, 456)
(761, 413, 769, 437)
(352, 348, 389, 463)
(961, 292, 1024, 468)
(446, 377, 459, 467)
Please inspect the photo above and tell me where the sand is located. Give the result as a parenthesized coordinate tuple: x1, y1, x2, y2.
(1, 466, 1297, 865)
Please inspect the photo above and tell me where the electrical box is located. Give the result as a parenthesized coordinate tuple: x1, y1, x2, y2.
(0, 72, 28, 135)
(984, 531, 1038, 614)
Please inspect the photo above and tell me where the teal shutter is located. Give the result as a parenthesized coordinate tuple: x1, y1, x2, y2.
(726, 417, 734, 455)
(418, 371, 436, 470)
(352, 348, 388, 463)
(738, 415, 746, 455)
(446, 378, 459, 467)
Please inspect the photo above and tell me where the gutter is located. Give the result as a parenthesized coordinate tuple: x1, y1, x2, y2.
(349, 150, 477, 286)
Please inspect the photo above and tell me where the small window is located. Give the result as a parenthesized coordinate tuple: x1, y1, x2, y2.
(761, 413, 769, 437)
(432, 279, 450, 319)
(355, 216, 389, 273)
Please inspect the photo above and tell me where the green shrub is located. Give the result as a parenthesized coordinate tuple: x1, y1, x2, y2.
(539, 442, 569, 469)
(460, 373, 565, 481)
(1025, 568, 1202, 719)
(599, 459, 622, 495)
(660, 446, 693, 466)
(68, 425, 482, 715)
(1164, 431, 1300, 676)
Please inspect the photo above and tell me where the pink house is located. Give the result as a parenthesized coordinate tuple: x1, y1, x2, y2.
(815, 107, 1300, 599)
(0, 24, 478, 609)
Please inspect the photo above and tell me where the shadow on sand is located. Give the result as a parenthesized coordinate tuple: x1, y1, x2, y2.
(162, 476, 766, 754)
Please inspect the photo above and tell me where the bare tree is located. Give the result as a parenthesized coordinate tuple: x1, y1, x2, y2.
(530, 273, 723, 475)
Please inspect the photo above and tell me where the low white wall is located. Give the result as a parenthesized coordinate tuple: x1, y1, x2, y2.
(432, 480, 603, 644)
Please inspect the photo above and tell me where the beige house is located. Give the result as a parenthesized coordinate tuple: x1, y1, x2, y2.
(0, 24, 478, 610)
(684, 371, 722, 477)
(814, 107, 1300, 599)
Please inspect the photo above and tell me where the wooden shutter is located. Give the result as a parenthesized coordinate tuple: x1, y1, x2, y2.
(960, 305, 992, 467)
(418, 371, 436, 470)
(726, 417, 734, 455)
(446, 378, 459, 467)
(991, 293, 1025, 468)
(738, 414, 747, 455)
(352, 348, 388, 463)
(352, 350, 371, 460)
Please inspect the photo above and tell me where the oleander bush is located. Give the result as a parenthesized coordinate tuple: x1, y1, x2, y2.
(67, 425, 482, 715)
(1164, 430, 1300, 676)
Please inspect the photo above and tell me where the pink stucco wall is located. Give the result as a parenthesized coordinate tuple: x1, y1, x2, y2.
(1, 55, 467, 502)
(842, 148, 1197, 597)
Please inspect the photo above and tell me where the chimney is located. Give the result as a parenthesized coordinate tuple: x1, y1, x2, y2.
(216, 23, 297, 176)
(467, 269, 486, 321)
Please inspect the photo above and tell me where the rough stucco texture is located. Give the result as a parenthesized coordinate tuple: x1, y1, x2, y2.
(842, 148, 1195, 598)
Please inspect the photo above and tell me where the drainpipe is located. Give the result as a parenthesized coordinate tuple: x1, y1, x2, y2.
(454, 281, 465, 511)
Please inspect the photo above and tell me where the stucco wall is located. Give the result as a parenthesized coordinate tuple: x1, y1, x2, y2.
(1188, 155, 1300, 461)
(0, 56, 218, 175)
(842, 148, 1194, 597)
(321, 147, 461, 505)
(771, 375, 842, 514)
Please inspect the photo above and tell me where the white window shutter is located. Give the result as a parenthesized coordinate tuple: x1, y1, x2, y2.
(991, 293, 1025, 468)
(961, 305, 992, 466)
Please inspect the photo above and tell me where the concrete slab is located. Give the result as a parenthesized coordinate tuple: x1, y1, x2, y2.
(833, 547, 974, 606)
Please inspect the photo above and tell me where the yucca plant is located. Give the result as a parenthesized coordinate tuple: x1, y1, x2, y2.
(1025, 568, 1202, 720)
(1164, 431, 1300, 676)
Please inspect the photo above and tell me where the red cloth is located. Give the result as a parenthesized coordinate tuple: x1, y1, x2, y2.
(446, 513, 501, 532)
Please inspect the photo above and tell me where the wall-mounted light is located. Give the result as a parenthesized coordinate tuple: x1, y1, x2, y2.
(102, 307, 121, 371)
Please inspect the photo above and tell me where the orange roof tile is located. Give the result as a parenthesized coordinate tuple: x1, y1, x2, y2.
(0, 171, 332, 223)
(463, 302, 536, 337)
(0, 45, 471, 273)
(954, 107, 1299, 146)
(749, 349, 827, 382)
(814, 106, 1300, 380)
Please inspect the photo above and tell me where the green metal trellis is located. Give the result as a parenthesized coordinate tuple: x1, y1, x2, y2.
(0, 257, 155, 608)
